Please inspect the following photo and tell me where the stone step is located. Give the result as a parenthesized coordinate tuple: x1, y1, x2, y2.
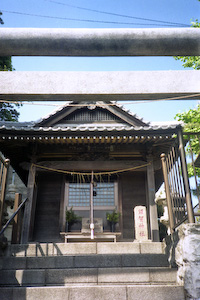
(0, 285, 185, 300)
(3, 242, 164, 257)
(0, 267, 177, 287)
(0, 254, 169, 270)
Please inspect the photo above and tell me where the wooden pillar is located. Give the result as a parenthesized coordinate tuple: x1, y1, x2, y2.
(90, 171, 94, 239)
(178, 130, 195, 223)
(0, 159, 10, 230)
(21, 164, 36, 244)
(12, 193, 22, 244)
(160, 154, 175, 233)
(59, 176, 67, 232)
(147, 156, 160, 242)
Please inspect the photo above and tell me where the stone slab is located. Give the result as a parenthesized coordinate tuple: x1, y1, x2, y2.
(0, 28, 199, 56)
(52, 243, 97, 255)
(149, 268, 177, 283)
(121, 254, 169, 267)
(27, 243, 54, 256)
(0, 288, 13, 300)
(6, 243, 54, 257)
(140, 242, 163, 254)
(15, 269, 45, 286)
(13, 286, 70, 300)
(0, 285, 185, 300)
(74, 254, 121, 268)
(4, 242, 165, 257)
(5, 244, 28, 257)
(0, 71, 199, 101)
(97, 242, 140, 254)
(69, 286, 127, 300)
(98, 267, 150, 283)
(46, 268, 98, 284)
(0, 269, 45, 286)
(127, 285, 185, 300)
(26, 256, 73, 269)
(2, 257, 27, 270)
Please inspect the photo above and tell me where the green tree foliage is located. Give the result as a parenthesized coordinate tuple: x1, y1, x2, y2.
(175, 105, 200, 177)
(0, 11, 3, 24)
(0, 102, 20, 121)
(174, 0, 200, 70)
(0, 57, 13, 71)
(0, 11, 21, 121)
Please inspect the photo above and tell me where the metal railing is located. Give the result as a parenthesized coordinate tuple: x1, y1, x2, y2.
(0, 197, 28, 239)
(161, 146, 188, 230)
(161, 130, 195, 232)
(183, 131, 200, 209)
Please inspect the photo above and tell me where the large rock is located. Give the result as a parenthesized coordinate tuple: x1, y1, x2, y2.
(175, 224, 200, 300)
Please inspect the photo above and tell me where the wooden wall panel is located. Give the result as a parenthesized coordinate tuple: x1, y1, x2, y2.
(120, 172, 146, 240)
(33, 173, 63, 242)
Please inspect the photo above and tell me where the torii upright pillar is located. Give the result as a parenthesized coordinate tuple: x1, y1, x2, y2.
(147, 155, 160, 242)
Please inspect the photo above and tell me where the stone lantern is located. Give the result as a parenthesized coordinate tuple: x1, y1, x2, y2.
(155, 189, 170, 235)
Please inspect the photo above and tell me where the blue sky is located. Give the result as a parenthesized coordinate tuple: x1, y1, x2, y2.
(1, 0, 200, 122)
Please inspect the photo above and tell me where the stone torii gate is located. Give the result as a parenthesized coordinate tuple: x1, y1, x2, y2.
(0, 27, 200, 244)
(0, 28, 200, 102)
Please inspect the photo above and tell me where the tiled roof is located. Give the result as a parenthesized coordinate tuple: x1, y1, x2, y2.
(35, 102, 71, 124)
(34, 101, 150, 127)
(112, 102, 149, 125)
(0, 122, 181, 133)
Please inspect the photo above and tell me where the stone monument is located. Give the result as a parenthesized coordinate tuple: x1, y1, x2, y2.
(134, 206, 148, 241)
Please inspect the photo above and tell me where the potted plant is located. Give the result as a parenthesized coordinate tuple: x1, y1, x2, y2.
(106, 210, 120, 232)
(65, 207, 81, 232)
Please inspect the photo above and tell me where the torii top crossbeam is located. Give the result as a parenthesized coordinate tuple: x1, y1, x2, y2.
(0, 28, 200, 56)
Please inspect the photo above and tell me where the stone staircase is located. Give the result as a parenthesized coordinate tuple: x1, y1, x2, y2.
(0, 242, 185, 300)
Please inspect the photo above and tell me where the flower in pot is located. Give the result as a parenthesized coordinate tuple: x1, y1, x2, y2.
(65, 207, 81, 232)
(106, 210, 120, 232)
